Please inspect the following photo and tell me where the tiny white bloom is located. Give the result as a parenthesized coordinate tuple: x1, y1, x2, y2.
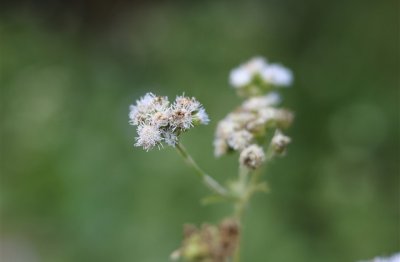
(135, 124, 162, 151)
(228, 111, 256, 127)
(170, 107, 193, 130)
(229, 67, 252, 88)
(129, 92, 163, 125)
(137, 92, 156, 107)
(239, 144, 265, 169)
(228, 130, 253, 151)
(229, 56, 268, 88)
(213, 138, 229, 157)
(151, 110, 170, 127)
(128, 105, 140, 125)
(241, 92, 281, 111)
(195, 108, 210, 125)
(216, 119, 237, 138)
(244, 57, 268, 74)
(163, 131, 178, 147)
(174, 95, 201, 112)
(258, 108, 279, 124)
(261, 63, 293, 87)
(271, 130, 291, 154)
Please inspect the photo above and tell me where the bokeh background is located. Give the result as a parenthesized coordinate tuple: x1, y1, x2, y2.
(1, 0, 399, 261)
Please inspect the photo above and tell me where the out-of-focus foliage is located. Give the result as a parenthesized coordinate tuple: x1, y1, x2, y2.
(0, 0, 398, 261)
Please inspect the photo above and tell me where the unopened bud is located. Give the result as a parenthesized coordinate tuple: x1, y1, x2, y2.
(239, 144, 265, 170)
(271, 130, 291, 155)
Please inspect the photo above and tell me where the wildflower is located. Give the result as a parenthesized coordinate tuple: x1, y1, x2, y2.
(163, 131, 178, 146)
(213, 92, 293, 156)
(239, 144, 265, 170)
(229, 57, 267, 88)
(193, 108, 210, 125)
(129, 92, 209, 151)
(171, 219, 240, 262)
(261, 63, 293, 87)
(227, 130, 253, 151)
(135, 124, 162, 151)
(213, 138, 229, 157)
(170, 95, 207, 131)
(129, 93, 169, 126)
(170, 107, 194, 131)
(151, 110, 170, 127)
(271, 130, 291, 155)
(241, 92, 281, 111)
(229, 57, 293, 94)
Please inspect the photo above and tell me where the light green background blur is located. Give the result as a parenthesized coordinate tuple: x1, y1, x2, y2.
(1, 0, 399, 261)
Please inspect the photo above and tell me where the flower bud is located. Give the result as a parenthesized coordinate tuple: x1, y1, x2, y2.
(271, 130, 291, 155)
(239, 144, 265, 170)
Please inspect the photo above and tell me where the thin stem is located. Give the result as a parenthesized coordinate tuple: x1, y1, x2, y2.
(175, 142, 228, 197)
(233, 144, 276, 262)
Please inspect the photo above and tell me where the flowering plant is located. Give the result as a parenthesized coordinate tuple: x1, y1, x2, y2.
(129, 56, 294, 262)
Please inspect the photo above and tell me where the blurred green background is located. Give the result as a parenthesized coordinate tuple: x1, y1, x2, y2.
(1, 0, 399, 261)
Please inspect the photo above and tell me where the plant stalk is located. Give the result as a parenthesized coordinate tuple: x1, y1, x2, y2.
(175, 142, 228, 197)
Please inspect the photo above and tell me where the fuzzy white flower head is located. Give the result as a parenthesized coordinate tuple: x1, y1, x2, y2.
(227, 130, 253, 151)
(239, 144, 265, 170)
(258, 107, 279, 122)
(170, 107, 193, 130)
(129, 93, 169, 126)
(194, 107, 210, 125)
(241, 92, 281, 111)
(229, 67, 252, 88)
(215, 119, 237, 138)
(135, 124, 162, 151)
(261, 64, 293, 87)
(130, 92, 209, 151)
(213, 138, 229, 157)
(151, 110, 171, 127)
(163, 131, 178, 147)
(244, 57, 268, 73)
(229, 56, 268, 88)
(271, 130, 291, 154)
(174, 95, 201, 112)
(228, 111, 256, 127)
(170, 95, 208, 131)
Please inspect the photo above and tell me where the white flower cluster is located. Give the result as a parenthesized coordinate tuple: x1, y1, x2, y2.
(229, 56, 293, 94)
(214, 92, 293, 159)
(129, 93, 209, 151)
(216, 56, 294, 170)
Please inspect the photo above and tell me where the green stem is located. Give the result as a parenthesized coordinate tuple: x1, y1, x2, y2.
(233, 143, 276, 262)
(175, 142, 228, 197)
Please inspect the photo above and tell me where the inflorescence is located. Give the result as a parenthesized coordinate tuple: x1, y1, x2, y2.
(129, 93, 209, 151)
(229, 56, 293, 97)
(129, 55, 294, 262)
(214, 56, 294, 170)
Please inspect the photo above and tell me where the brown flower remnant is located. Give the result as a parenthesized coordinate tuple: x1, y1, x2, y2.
(171, 218, 240, 262)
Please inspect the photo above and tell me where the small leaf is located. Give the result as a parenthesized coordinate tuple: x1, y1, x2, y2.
(201, 194, 235, 205)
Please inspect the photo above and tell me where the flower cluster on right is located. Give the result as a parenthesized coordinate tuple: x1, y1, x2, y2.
(214, 56, 294, 170)
(229, 56, 293, 97)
